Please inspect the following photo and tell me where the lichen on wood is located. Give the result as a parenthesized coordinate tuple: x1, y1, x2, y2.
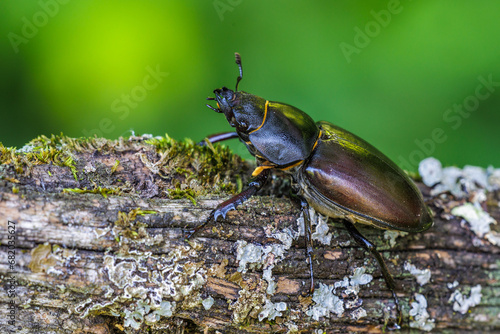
(0, 134, 499, 333)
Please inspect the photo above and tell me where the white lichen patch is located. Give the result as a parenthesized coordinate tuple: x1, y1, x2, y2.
(74, 245, 205, 330)
(126, 300, 176, 327)
(419, 157, 500, 197)
(285, 322, 299, 333)
(307, 267, 372, 320)
(232, 228, 295, 323)
(263, 267, 277, 295)
(420, 158, 500, 246)
(229, 286, 267, 324)
(258, 300, 287, 321)
(202, 296, 214, 310)
(104, 256, 143, 289)
(418, 157, 443, 187)
(235, 240, 263, 273)
(341, 267, 373, 296)
(383, 230, 408, 248)
(306, 267, 373, 320)
(349, 267, 373, 286)
(296, 207, 332, 245)
(310, 210, 332, 245)
(448, 284, 482, 314)
(486, 231, 500, 246)
(350, 307, 367, 320)
(306, 283, 344, 320)
(404, 262, 431, 286)
(266, 227, 295, 259)
(235, 228, 294, 279)
(124, 301, 150, 330)
(409, 293, 435, 331)
(333, 277, 350, 290)
(451, 202, 497, 241)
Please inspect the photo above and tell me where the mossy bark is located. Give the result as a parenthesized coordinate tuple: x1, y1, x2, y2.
(0, 135, 499, 333)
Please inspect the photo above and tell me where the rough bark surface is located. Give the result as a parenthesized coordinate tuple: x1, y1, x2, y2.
(0, 135, 499, 334)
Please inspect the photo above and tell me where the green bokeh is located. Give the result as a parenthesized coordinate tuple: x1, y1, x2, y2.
(1, 1, 499, 171)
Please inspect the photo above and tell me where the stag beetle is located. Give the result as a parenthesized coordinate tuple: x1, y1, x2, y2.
(188, 53, 433, 326)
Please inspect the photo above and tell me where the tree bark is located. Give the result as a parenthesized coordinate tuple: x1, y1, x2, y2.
(0, 135, 499, 333)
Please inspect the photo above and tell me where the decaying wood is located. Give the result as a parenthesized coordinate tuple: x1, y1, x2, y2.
(0, 135, 499, 333)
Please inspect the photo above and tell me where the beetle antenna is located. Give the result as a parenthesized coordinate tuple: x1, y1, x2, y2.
(235, 52, 243, 91)
(206, 97, 215, 100)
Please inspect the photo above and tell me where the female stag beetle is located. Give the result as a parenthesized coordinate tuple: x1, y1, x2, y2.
(188, 53, 433, 326)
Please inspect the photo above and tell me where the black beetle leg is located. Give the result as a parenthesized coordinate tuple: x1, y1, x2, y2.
(184, 169, 270, 239)
(197, 132, 239, 146)
(343, 217, 402, 328)
(300, 199, 315, 294)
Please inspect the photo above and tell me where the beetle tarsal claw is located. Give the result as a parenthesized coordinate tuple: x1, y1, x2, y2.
(213, 204, 235, 222)
(213, 211, 222, 222)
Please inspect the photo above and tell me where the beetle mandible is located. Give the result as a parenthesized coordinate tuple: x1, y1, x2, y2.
(188, 53, 434, 326)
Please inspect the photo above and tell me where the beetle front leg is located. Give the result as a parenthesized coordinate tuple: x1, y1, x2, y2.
(184, 169, 270, 239)
(343, 217, 402, 328)
(198, 132, 239, 146)
(300, 199, 315, 294)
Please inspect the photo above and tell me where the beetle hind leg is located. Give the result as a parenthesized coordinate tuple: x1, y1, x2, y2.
(300, 199, 315, 294)
(343, 217, 402, 328)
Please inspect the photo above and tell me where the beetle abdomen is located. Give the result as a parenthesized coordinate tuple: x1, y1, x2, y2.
(301, 121, 433, 232)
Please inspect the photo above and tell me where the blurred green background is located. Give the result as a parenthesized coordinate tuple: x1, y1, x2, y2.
(0, 1, 499, 171)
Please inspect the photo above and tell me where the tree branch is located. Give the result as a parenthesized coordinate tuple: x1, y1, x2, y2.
(0, 134, 499, 333)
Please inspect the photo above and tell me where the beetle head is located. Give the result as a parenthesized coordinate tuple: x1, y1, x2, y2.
(209, 88, 266, 133)
(206, 53, 267, 134)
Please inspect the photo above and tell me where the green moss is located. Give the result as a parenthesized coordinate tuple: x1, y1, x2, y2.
(0, 143, 24, 173)
(111, 159, 120, 173)
(2, 133, 250, 203)
(115, 208, 157, 226)
(169, 185, 197, 205)
(63, 186, 122, 198)
(0, 133, 79, 180)
(146, 134, 249, 198)
(113, 207, 157, 241)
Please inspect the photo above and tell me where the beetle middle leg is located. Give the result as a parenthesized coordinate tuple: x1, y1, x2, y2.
(343, 217, 402, 327)
(184, 169, 270, 239)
